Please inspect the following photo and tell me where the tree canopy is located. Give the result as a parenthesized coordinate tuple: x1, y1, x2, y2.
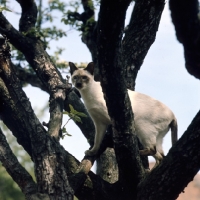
(0, 0, 200, 199)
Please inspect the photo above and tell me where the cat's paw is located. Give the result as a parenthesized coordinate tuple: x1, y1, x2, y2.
(85, 149, 97, 156)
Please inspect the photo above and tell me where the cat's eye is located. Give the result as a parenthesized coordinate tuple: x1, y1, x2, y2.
(82, 76, 87, 79)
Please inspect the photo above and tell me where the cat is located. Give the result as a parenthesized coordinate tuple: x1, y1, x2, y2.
(69, 62, 178, 168)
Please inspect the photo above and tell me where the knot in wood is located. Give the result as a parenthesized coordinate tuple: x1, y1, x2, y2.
(0, 37, 11, 59)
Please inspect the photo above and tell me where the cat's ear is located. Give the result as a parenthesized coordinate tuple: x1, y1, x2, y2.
(69, 62, 78, 75)
(84, 62, 94, 75)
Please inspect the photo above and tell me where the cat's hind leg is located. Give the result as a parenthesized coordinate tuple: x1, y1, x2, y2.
(139, 146, 157, 156)
(137, 131, 163, 169)
(152, 151, 164, 169)
(150, 136, 165, 169)
(139, 135, 164, 169)
(137, 129, 157, 156)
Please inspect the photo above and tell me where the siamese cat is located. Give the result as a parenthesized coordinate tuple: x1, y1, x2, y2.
(69, 62, 178, 167)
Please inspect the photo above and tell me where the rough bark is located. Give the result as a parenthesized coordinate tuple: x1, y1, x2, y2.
(68, 0, 99, 80)
(79, 0, 98, 80)
(169, 0, 200, 79)
(97, 0, 146, 199)
(123, 0, 165, 90)
(0, 77, 33, 156)
(0, 0, 98, 147)
(0, 38, 74, 199)
(0, 9, 68, 140)
(15, 64, 48, 92)
(16, 0, 38, 33)
(0, 128, 37, 197)
(96, 148, 118, 183)
(0, 0, 101, 169)
(0, 68, 110, 199)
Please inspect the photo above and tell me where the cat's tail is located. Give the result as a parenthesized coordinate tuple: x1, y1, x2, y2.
(170, 118, 178, 145)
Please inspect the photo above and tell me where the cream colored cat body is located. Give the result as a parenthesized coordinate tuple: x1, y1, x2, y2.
(69, 62, 177, 167)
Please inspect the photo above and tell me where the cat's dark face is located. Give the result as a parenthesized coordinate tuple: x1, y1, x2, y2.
(69, 62, 94, 90)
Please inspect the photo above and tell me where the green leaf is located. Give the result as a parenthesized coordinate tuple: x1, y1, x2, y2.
(62, 132, 72, 138)
(62, 127, 67, 133)
(69, 105, 87, 118)
(69, 104, 75, 113)
(74, 115, 82, 123)
(75, 112, 87, 118)
(61, 127, 72, 139)
(65, 133, 72, 136)
(63, 104, 87, 123)
(68, 113, 74, 119)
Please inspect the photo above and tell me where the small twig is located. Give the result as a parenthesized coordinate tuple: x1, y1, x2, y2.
(62, 118, 71, 128)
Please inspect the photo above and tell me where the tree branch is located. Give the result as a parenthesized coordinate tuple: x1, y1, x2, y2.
(15, 64, 48, 92)
(74, 170, 125, 200)
(36, 0, 42, 30)
(0, 10, 100, 169)
(0, 39, 74, 198)
(1, 13, 116, 180)
(169, 0, 200, 79)
(75, 0, 99, 80)
(0, 73, 121, 200)
(123, 0, 165, 90)
(16, 0, 38, 33)
(0, 11, 68, 140)
(97, 0, 146, 199)
(0, 13, 27, 51)
(0, 74, 114, 199)
(68, 0, 94, 23)
(0, 77, 33, 155)
(0, 128, 37, 196)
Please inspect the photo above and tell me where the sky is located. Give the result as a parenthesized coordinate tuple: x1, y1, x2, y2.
(3, 1, 200, 163)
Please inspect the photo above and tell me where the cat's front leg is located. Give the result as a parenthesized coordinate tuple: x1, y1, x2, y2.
(85, 123, 108, 156)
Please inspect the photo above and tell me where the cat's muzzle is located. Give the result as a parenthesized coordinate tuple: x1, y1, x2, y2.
(76, 83, 82, 89)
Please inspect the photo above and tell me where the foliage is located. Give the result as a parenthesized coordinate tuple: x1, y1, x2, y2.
(0, 162, 24, 200)
(0, 102, 49, 199)
(61, 0, 82, 31)
(6, 0, 69, 70)
(61, 0, 96, 35)
(62, 104, 87, 138)
(0, 123, 34, 200)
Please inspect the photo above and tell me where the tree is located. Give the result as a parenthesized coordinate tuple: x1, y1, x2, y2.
(0, 0, 200, 199)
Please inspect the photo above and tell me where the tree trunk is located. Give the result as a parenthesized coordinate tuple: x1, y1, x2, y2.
(96, 148, 118, 183)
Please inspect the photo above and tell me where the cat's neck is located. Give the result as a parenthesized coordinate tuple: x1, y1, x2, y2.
(80, 78, 98, 92)
(78, 80, 104, 109)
